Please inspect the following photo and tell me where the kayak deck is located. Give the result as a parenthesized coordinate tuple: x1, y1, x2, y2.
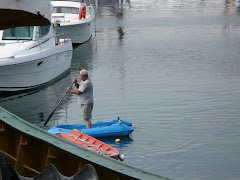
(48, 119, 134, 138)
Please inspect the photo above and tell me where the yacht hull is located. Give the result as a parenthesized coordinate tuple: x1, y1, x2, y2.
(0, 42, 72, 91)
(55, 21, 94, 44)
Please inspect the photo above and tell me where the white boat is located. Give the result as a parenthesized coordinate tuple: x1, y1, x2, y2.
(0, 25, 73, 92)
(0, 0, 51, 30)
(51, 0, 95, 44)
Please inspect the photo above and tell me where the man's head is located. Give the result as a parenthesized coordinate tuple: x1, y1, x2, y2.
(80, 69, 88, 81)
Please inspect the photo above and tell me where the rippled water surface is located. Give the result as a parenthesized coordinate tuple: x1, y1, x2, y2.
(1, 0, 240, 179)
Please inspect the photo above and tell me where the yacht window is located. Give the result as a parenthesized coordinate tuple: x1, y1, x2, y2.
(2, 26, 34, 40)
(53, 7, 79, 14)
(39, 26, 50, 37)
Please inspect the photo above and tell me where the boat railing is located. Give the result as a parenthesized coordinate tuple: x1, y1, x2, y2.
(0, 33, 63, 45)
(0, 33, 69, 54)
(52, 14, 84, 23)
(26, 34, 69, 50)
(52, 12, 82, 23)
(52, 4, 93, 23)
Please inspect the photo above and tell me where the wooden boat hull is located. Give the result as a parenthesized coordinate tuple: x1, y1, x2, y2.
(48, 120, 134, 138)
(59, 130, 120, 160)
(0, 107, 168, 180)
(0, 156, 99, 180)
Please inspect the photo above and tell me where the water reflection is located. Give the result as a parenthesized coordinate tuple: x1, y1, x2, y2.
(236, 1, 240, 14)
(71, 36, 94, 74)
(0, 72, 72, 127)
(1, 1, 240, 179)
(117, 26, 125, 47)
(117, 26, 124, 40)
(95, 0, 131, 16)
(223, 0, 239, 15)
(221, 0, 240, 37)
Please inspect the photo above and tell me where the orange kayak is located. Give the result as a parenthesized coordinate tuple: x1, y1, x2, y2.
(59, 130, 121, 160)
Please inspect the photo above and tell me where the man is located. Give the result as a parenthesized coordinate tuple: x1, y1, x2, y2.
(67, 69, 93, 129)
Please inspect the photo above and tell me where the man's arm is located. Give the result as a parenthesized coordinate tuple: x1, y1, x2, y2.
(67, 87, 82, 95)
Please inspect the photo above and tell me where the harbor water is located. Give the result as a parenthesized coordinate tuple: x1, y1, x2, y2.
(1, 0, 240, 179)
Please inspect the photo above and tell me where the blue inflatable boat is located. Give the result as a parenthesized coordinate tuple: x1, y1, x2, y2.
(48, 119, 134, 138)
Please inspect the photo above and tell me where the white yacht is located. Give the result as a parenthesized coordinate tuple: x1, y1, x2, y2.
(0, 25, 73, 92)
(51, 0, 95, 44)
